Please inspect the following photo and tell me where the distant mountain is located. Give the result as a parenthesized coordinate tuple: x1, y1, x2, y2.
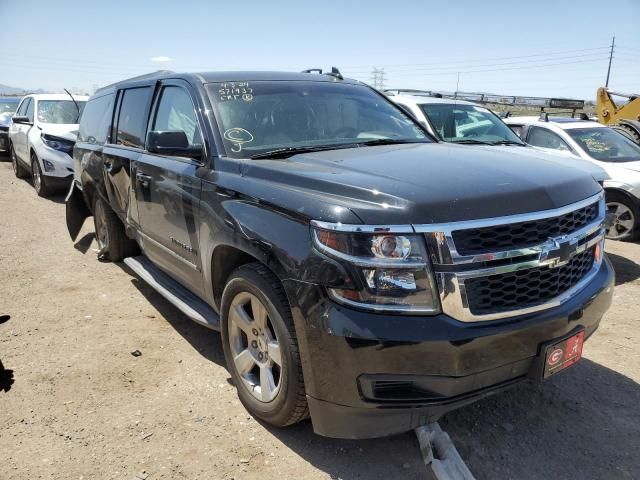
(0, 84, 47, 96)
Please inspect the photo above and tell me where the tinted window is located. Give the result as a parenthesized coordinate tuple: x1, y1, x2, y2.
(152, 86, 202, 145)
(526, 127, 571, 152)
(420, 103, 523, 144)
(116, 87, 151, 148)
(24, 99, 34, 121)
(206, 81, 428, 158)
(78, 94, 115, 144)
(567, 127, 640, 163)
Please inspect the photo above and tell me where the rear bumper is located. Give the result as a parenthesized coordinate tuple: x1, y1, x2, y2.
(284, 256, 614, 439)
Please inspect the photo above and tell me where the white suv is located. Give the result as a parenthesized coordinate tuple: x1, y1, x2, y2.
(504, 116, 640, 241)
(9, 93, 88, 197)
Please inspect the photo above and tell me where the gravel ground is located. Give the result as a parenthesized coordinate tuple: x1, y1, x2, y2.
(0, 160, 638, 480)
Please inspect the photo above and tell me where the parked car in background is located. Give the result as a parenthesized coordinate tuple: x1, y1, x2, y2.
(0, 96, 21, 154)
(385, 92, 609, 184)
(9, 93, 88, 196)
(65, 70, 613, 439)
(504, 116, 640, 241)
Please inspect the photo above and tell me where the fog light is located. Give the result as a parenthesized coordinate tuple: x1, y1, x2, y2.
(42, 159, 55, 172)
(594, 240, 603, 262)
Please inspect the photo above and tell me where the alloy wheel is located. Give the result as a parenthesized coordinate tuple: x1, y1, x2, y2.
(32, 161, 42, 193)
(606, 201, 635, 240)
(227, 291, 282, 403)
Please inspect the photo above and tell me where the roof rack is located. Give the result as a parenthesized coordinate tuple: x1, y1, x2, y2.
(301, 67, 344, 80)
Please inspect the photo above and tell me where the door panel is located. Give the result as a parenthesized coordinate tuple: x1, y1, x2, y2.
(134, 154, 204, 295)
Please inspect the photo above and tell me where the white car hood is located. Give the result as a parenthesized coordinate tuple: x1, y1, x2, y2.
(39, 123, 79, 142)
(618, 161, 640, 173)
(473, 145, 610, 182)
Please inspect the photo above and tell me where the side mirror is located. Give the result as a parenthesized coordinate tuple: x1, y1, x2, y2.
(146, 130, 203, 159)
(12, 115, 32, 126)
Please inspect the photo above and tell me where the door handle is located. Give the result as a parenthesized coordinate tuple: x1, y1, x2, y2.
(136, 172, 152, 188)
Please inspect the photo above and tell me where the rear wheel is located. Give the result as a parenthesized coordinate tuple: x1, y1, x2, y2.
(93, 196, 138, 261)
(605, 191, 638, 241)
(221, 263, 308, 427)
(31, 152, 50, 197)
(11, 144, 28, 179)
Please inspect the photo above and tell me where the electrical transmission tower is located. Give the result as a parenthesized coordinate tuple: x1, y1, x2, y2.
(370, 67, 386, 90)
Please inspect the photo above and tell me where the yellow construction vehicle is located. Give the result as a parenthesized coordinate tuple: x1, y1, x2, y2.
(596, 87, 640, 144)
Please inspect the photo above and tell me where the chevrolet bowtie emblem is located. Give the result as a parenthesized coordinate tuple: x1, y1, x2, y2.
(539, 236, 579, 268)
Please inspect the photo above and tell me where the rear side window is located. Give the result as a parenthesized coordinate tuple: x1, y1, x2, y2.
(526, 126, 572, 152)
(115, 87, 151, 148)
(78, 94, 115, 144)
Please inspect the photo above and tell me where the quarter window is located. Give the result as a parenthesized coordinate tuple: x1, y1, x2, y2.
(152, 86, 202, 146)
(115, 87, 151, 148)
(526, 127, 572, 152)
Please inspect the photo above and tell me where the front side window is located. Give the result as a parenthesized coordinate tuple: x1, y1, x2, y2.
(205, 81, 429, 158)
(152, 86, 202, 146)
(567, 127, 640, 163)
(24, 99, 34, 121)
(37, 100, 86, 124)
(115, 87, 151, 148)
(419, 103, 523, 144)
(526, 127, 572, 152)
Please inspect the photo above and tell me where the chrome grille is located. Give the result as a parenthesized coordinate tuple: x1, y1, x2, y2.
(464, 246, 595, 315)
(417, 192, 606, 322)
(452, 202, 598, 255)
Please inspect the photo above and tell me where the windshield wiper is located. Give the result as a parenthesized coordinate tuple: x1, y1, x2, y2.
(250, 144, 354, 159)
(489, 140, 526, 146)
(450, 139, 493, 145)
(356, 138, 429, 147)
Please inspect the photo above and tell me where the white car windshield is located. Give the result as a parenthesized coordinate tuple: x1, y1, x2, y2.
(567, 128, 640, 163)
(37, 100, 87, 124)
(420, 103, 524, 145)
(206, 81, 430, 158)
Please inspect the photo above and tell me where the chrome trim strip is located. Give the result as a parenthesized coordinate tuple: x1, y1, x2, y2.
(137, 231, 201, 271)
(311, 220, 414, 234)
(327, 288, 440, 314)
(412, 192, 604, 233)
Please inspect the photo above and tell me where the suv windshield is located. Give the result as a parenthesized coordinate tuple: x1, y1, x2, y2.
(0, 99, 19, 115)
(420, 103, 523, 145)
(206, 81, 430, 158)
(37, 100, 87, 124)
(567, 127, 640, 163)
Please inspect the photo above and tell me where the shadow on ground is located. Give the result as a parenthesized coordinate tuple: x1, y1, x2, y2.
(607, 252, 640, 286)
(116, 261, 640, 480)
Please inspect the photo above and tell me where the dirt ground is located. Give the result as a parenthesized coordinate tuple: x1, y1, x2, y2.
(0, 160, 638, 480)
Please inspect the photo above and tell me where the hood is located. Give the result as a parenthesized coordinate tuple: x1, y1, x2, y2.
(474, 144, 610, 183)
(617, 161, 640, 173)
(235, 143, 601, 225)
(38, 123, 79, 141)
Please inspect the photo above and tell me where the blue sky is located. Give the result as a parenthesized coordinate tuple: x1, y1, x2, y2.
(1, 0, 638, 100)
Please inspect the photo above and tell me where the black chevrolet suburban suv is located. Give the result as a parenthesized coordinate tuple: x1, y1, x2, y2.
(66, 70, 614, 439)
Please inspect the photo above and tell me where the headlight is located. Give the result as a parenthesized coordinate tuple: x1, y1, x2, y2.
(312, 226, 440, 314)
(41, 133, 74, 153)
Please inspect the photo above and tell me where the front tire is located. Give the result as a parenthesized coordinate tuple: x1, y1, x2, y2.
(11, 144, 28, 179)
(221, 263, 308, 427)
(606, 191, 639, 241)
(31, 153, 50, 197)
(93, 196, 138, 261)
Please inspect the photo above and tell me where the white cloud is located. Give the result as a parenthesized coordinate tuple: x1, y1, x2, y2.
(151, 56, 172, 63)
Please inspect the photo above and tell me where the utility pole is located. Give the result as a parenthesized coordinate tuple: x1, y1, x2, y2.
(370, 67, 386, 90)
(605, 36, 615, 88)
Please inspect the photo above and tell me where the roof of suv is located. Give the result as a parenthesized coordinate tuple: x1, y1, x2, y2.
(504, 116, 606, 130)
(96, 70, 362, 95)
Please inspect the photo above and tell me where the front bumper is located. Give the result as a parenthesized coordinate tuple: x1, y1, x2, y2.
(284, 256, 614, 439)
(34, 142, 74, 178)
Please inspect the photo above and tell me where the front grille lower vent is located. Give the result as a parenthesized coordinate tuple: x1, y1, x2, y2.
(464, 246, 595, 316)
(452, 202, 598, 255)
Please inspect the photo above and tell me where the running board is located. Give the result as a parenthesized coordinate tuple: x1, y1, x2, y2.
(124, 255, 220, 331)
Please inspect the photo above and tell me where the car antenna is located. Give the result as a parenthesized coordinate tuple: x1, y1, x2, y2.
(63, 88, 81, 123)
(326, 67, 344, 80)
